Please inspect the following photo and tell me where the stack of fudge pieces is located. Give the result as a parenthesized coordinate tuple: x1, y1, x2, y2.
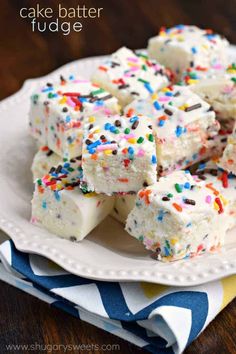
(30, 25, 236, 261)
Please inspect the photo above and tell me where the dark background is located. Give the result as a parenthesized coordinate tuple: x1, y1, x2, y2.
(0, 0, 236, 353)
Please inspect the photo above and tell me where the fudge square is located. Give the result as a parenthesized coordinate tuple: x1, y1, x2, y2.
(29, 75, 120, 159)
(82, 114, 157, 195)
(148, 25, 229, 79)
(91, 47, 171, 107)
(125, 170, 228, 262)
(31, 157, 114, 241)
(124, 85, 219, 176)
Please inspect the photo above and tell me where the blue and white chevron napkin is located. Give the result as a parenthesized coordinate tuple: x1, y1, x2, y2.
(0, 240, 235, 354)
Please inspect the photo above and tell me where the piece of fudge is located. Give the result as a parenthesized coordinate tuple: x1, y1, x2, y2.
(29, 75, 120, 158)
(218, 123, 236, 175)
(148, 25, 229, 79)
(181, 63, 236, 124)
(91, 47, 171, 107)
(111, 195, 136, 224)
(31, 158, 114, 241)
(125, 170, 232, 261)
(82, 114, 157, 195)
(124, 85, 219, 175)
(31, 146, 62, 180)
(196, 160, 236, 229)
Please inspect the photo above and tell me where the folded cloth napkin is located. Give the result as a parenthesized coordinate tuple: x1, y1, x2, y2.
(0, 240, 235, 354)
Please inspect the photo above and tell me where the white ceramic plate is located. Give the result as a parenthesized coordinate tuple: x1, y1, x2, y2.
(0, 48, 236, 286)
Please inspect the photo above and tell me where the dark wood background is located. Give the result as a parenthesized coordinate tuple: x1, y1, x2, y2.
(0, 0, 236, 353)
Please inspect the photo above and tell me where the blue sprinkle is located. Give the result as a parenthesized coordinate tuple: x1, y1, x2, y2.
(130, 116, 138, 123)
(54, 191, 61, 201)
(153, 101, 161, 110)
(110, 125, 117, 133)
(96, 100, 104, 106)
(198, 162, 206, 170)
(184, 182, 191, 189)
(63, 162, 70, 168)
(191, 47, 197, 54)
(157, 210, 165, 222)
(128, 147, 134, 155)
(186, 222, 192, 227)
(69, 75, 74, 80)
(105, 123, 111, 130)
(79, 97, 87, 103)
(65, 116, 71, 123)
(42, 87, 53, 93)
(42, 200, 47, 209)
(164, 246, 171, 256)
(175, 125, 183, 137)
(152, 155, 157, 164)
(176, 24, 185, 29)
(185, 170, 191, 174)
(53, 93, 58, 98)
(88, 148, 96, 154)
(158, 119, 165, 127)
(192, 153, 198, 160)
(144, 83, 154, 93)
(165, 92, 173, 96)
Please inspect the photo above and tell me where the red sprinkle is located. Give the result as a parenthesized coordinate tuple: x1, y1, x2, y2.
(221, 171, 228, 188)
(215, 197, 224, 214)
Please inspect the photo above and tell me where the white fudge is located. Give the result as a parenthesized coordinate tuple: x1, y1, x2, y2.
(126, 170, 231, 261)
(181, 63, 236, 124)
(148, 25, 229, 79)
(31, 158, 114, 241)
(92, 47, 171, 107)
(29, 75, 120, 158)
(124, 85, 219, 175)
(196, 160, 236, 229)
(82, 114, 157, 195)
(218, 122, 236, 175)
(111, 195, 136, 224)
(31, 146, 62, 180)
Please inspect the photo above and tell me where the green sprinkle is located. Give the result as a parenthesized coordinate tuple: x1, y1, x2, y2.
(167, 193, 173, 198)
(50, 126, 54, 131)
(175, 183, 183, 193)
(114, 129, 120, 134)
(142, 64, 147, 71)
(148, 134, 154, 142)
(138, 78, 149, 84)
(68, 167, 74, 172)
(231, 77, 236, 84)
(137, 137, 144, 144)
(37, 179, 42, 186)
(91, 88, 105, 95)
(138, 235, 144, 242)
(48, 92, 54, 99)
(124, 128, 130, 134)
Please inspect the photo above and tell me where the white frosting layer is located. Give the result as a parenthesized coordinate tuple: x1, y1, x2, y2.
(218, 122, 236, 175)
(148, 25, 229, 79)
(29, 76, 120, 158)
(124, 85, 219, 174)
(82, 114, 157, 195)
(92, 47, 170, 107)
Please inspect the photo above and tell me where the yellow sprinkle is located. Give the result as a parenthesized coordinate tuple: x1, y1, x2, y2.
(93, 129, 101, 134)
(104, 150, 112, 155)
(214, 201, 219, 211)
(188, 79, 198, 85)
(220, 194, 228, 206)
(128, 138, 136, 144)
(161, 87, 170, 92)
(179, 104, 188, 110)
(35, 117, 41, 124)
(177, 36, 184, 42)
(170, 238, 178, 246)
(151, 93, 158, 100)
(88, 116, 95, 123)
(85, 192, 97, 198)
(59, 97, 67, 104)
(227, 69, 236, 74)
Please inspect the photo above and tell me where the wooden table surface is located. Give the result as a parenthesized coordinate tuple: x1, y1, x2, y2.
(0, 0, 236, 353)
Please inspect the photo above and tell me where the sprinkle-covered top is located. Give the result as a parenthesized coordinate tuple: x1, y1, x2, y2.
(181, 63, 236, 86)
(82, 114, 157, 163)
(30, 75, 119, 130)
(150, 25, 229, 56)
(124, 85, 216, 140)
(92, 47, 171, 105)
(35, 156, 83, 199)
(137, 170, 227, 221)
